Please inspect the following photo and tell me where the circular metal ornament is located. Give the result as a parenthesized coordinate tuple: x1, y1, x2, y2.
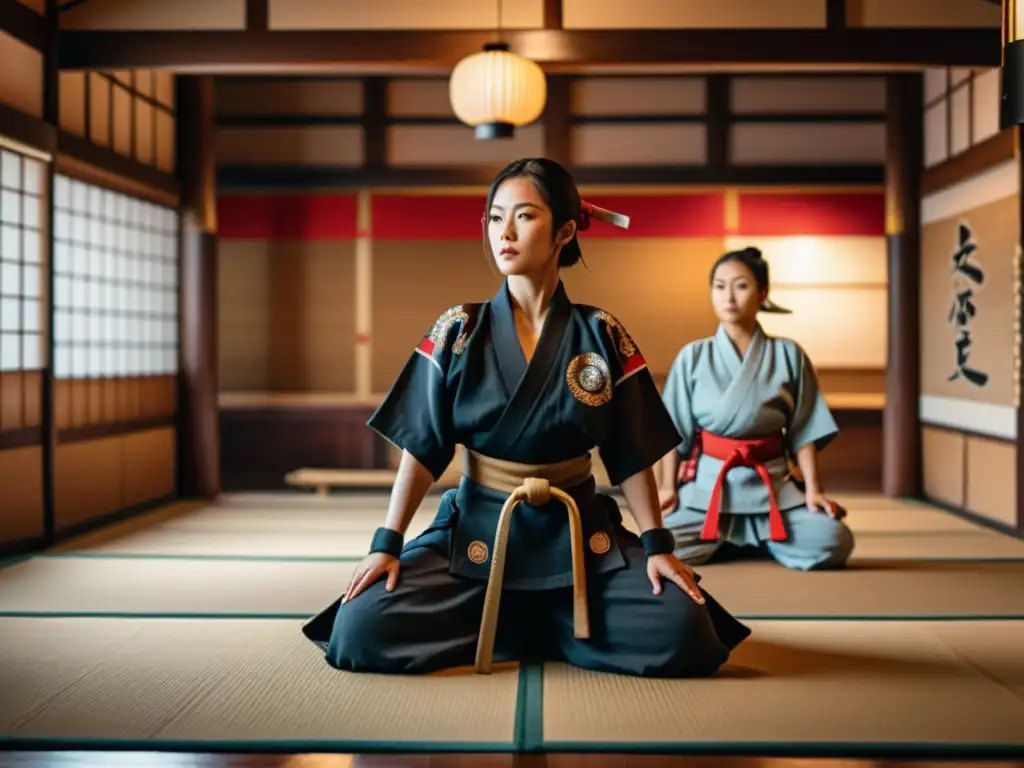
(566, 352, 611, 406)
(467, 540, 489, 564)
(589, 532, 611, 554)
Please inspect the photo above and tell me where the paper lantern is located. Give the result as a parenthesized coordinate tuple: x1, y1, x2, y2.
(449, 43, 547, 139)
(1001, 0, 1024, 128)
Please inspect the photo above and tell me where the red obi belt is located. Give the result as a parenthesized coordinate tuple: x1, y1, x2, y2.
(699, 431, 787, 542)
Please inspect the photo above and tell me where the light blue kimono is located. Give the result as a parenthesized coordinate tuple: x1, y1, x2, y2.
(661, 323, 854, 570)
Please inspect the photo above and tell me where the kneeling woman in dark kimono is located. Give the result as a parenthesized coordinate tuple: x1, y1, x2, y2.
(303, 158, 751, 678)
(657, 247, 855, 571)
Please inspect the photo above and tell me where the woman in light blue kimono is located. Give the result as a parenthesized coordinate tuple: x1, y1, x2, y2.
(657, 247, 855, 571)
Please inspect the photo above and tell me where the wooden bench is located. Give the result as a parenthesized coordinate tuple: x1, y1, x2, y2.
(285, 468, 398, 496)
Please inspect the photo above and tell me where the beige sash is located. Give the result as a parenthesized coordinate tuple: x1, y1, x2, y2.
(462, 449, 593, 674)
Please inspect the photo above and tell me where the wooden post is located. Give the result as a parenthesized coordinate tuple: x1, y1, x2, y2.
(882, 73, 924, 498)
(176, 76, 220, 498)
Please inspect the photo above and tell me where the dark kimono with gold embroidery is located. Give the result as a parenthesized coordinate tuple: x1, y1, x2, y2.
(369, 278, 680, 589)
(303, 279, 750, 677)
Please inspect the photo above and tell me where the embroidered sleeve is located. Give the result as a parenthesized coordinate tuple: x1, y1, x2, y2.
(367, 304, 479, 481)
(586, 308, 681, 486)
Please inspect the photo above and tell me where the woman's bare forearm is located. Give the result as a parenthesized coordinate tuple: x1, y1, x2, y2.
(382, 450, 436, 535)
(658, 450, 680, 493)
(620, 467, 664, 533)
(795, 443, 821, 495)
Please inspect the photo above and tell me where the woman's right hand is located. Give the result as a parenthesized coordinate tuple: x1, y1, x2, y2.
(342, 552, 400, 604)
(658, 488, 678, 513)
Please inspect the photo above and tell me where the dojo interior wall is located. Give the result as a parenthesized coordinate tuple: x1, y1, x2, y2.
(0, 20, 46, 547)
(0, 1, 184, 553)
(214, 69, 894, 492)
(918, 65, 1019, 532)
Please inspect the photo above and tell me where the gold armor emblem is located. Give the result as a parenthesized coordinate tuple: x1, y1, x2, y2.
(594, 310, 638, 359)
(429, 305, 471, 355)
(566, 352, 612, 406)
(589, 532, 611, 554)
(467, 540, 489, 563)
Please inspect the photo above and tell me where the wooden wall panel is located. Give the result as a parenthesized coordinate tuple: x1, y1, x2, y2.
(571, 124, 706, 166)
(58, 72, 86, 136)
(731, 76, 885, 114)
(387, 125, 543, 166)
(731, 123, 885, 165)
(965, 436, 1018, 528)
(216, 79, 363, 116)
(0, 445, 43, 545)
(0, 31, 42, 119)
(922, 425, 966, 507)
(217, 127, 364, 166)
(58, 70, 177, 177)
(571, 77, 705, 115)
(218, 240, 358, 393)
(121, 426, 175, 509)
(268, 0, 544, 30)
(562, 0, 826, 29)
(386, 79, 455, 117)
(60, 0, 246, 29)
(849, 0, 1000, 28)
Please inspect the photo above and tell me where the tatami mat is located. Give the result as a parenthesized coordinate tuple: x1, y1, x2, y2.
(44, 491, 1024, 561)
(4, 554, 1024, 619)
(0, 616, 521, 750)
(541, 619, 1024, 750)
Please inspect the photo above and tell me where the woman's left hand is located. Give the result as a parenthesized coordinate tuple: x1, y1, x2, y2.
(647, 554, 704, 604)
(806, 490, 844, 519)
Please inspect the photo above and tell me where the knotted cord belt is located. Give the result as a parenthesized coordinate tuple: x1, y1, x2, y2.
(462, 449, 592, 674)
(699, 431, 788, 543)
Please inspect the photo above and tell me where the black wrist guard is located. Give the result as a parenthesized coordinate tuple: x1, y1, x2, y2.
(641, 527, 676, 556)
(369, 527, 403, 558)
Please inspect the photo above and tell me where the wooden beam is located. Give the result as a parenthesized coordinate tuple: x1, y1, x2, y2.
(0, 0, 45, 51)
(826, 0, 847, 29)
(57, 27, 1000, 71)
(57, 130, 179, 198)
(882, 73, 924, 499)
(216, 163, 884, 189)
(920, 129, 1015, 196)
(543, 0, 562, 30)
(245, 0, 268, 31)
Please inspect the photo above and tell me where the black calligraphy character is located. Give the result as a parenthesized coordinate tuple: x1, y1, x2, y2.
(951, 223, 985, 284)
(947, 288, 977, 327)
(947, 329, 989, 387)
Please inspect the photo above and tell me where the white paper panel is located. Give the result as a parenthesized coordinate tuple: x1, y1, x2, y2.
(756, 287, 888, 368)
(971, 68, 1001, 146)
(949, 85, 971, 156)
(924, 102, 949, 168)
(724, 235, 888, 287)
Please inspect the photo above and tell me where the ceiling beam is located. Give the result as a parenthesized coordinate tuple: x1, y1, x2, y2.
(56, 27, 1001, 71)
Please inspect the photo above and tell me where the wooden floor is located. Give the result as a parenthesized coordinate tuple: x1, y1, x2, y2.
(1, 756, 1022, 767)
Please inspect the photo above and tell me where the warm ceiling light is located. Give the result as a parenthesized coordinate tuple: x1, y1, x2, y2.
(1000, 0, 1024, 127)
(449, 43, 547, 140)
